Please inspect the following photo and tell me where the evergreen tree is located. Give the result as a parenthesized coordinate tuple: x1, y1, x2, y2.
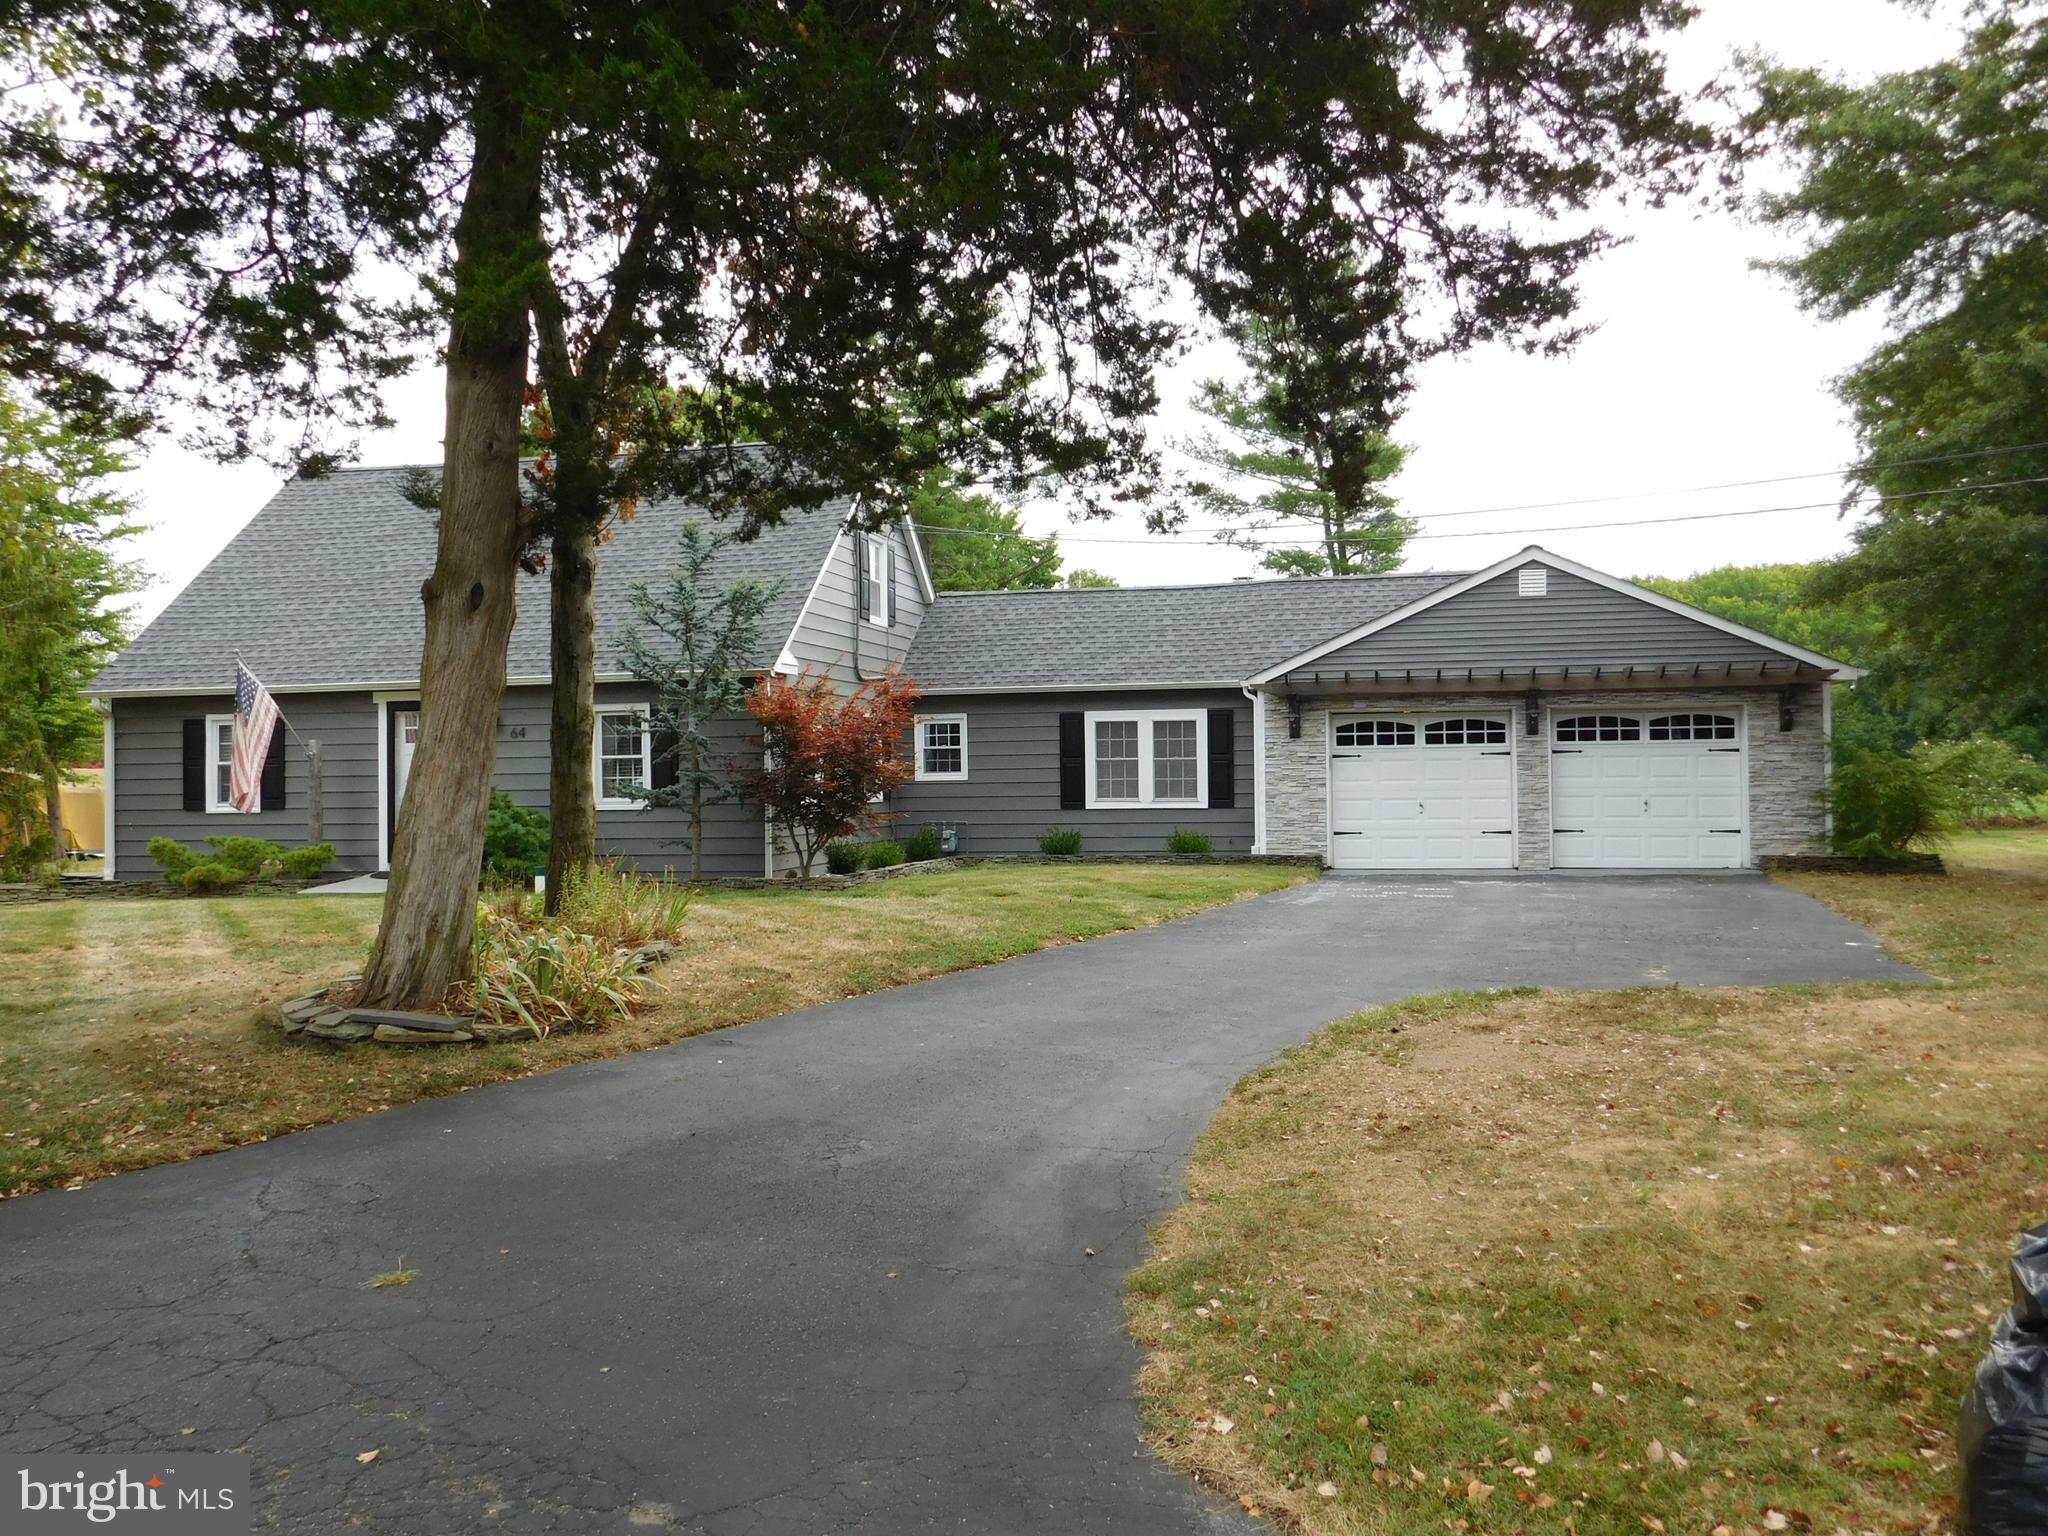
(1181, 319, 1414, 576)
(613, 523, 783, 882)
(0, 394, 139, 869)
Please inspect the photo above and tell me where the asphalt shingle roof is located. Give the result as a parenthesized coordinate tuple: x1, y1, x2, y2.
(903, 571, 1468, 691)
(95, 465, 849, 694)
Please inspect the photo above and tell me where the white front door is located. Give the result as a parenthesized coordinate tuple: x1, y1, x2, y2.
(1328, 715, 1515, 869)
(392, 708, 420, 820)
(1550, 711, 1745, 868)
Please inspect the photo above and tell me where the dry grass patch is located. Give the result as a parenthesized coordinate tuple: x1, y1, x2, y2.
(0, 861, 1310, 1196)
(1130, 832, 2048, 1536)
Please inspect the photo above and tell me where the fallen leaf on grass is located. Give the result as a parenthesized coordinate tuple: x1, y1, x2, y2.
(1533, 1444, 1552, 1465)
(1315, 1481, 1338, 1498)
(1763, 1512, 1790, 1531)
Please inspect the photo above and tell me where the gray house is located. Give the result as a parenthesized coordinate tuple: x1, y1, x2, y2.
(91, 466, 1861, 878)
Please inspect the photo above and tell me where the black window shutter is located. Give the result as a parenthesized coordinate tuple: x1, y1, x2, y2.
(885, 544, 897, 626)
(261, 725, 286, 810)
(650, 726, 680, 792)
(181, 718, 205, 811)
(1207, 709, 1235, 809)
(1057, 712, 1085, 810)
(854, 531, 870, 620)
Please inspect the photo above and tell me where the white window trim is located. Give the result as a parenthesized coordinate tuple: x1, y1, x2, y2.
(593, 702, 653, 810)
(204, 713, 246, 813)
(914, 713, 969, 781)
(865, 532, 892, 629)
(1083, 708, 1207, 810)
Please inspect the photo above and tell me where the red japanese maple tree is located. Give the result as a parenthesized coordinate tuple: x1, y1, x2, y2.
(743, 667, 919, 876)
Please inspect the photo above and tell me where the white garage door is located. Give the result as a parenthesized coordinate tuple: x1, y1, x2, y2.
(1550, 712, 1745, 868)
(1329, 716, 1515, 869)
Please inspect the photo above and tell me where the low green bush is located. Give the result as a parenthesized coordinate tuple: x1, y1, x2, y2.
(278, 843, 336, 879)
(204, 835, 288, 874)
(865, 839, 907, 869)
(483, 788, 550, 884)
(178, 861, 244, 892)
(147, 836, 199, 880)
(824, 840, 864, 875)
(1039, 827, 1083, 856)
(904, 826, 943, 862)
(1166, 828, 1213, 855)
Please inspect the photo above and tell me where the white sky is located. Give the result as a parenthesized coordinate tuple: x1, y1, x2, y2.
(118, 0, 1964, 624)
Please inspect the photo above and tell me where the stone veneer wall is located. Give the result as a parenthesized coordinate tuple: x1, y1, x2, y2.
(1258, 683, 1831, 868)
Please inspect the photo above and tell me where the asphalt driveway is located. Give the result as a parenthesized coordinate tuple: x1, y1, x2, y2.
(0, 874, 1918, 1533)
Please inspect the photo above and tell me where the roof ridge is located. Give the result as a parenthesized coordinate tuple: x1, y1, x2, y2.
(928, 570, 1469, 598)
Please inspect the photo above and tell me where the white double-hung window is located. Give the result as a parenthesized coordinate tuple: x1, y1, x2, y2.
(205, 714, 240, 812)
(915, 714, 967, 780)
(594, 705, 652, 809)
(1084, 709, 1205, 808)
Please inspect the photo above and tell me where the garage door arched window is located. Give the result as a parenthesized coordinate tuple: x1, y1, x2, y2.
(1423, 718, 1507, 746)
(1648, 713, 1737, 741)
(1333, 720, 1415, 748)
(1555, 714, 1641, 743)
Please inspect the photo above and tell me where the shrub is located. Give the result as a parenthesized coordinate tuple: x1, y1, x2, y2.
(1912, 736, 2048, 827)
(178, 861, 245, 892)
(904, 826, 943, 862)
(1039, 827, 1083, 856)
(1830, 746, 1954, 857)
(865, 839, 907, 869)
(824, 840, 865, 875)
(148, 835, 199, 880)
(1166, 828, 1213, 855)
(553, 859, 690, 949)
(483, 788, 550, 883)
(278, 843, 336, 879)
(458, 910, 643, 1037)
(204, 835, 287, 874)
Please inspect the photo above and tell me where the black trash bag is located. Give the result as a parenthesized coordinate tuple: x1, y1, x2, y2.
(1961, 1221, 2048, 1535)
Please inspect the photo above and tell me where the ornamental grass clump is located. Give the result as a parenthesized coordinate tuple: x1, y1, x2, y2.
(458, 910, 644, 1037)
(553, 859, 690, 950)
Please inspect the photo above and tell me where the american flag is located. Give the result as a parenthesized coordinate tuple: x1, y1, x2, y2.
(229, 661, 281, 814)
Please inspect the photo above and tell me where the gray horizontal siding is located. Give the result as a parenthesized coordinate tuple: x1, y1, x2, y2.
(887, 689, 1255, 856)
(495, 683, 766, 879)
(112, 692, 380, 877)
(1309, 564, 1802, 675)
(787, 523, 923, 687)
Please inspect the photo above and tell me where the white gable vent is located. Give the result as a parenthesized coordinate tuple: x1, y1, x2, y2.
(1518, 566, 1548, 597)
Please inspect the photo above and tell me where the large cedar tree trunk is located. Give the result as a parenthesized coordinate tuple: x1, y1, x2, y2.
(543, 518, 598, 912)
(358, 114, 541, 1009)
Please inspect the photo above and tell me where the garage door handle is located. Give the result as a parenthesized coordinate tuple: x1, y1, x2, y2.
(1331, 830, 1363, 836)
(1707, 747, 1741, 753)
(1552, 748, 1582, 754)
(1554, 828, 1584, 833)
(1480, 750, 1510, 756)
(1480, 829, 1512, 835)
(1711, 827, 1742, 833)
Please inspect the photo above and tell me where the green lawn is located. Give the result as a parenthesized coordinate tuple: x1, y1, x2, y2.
(1129, 830, 2048, 1536)
(0, 860, 1311, 1197)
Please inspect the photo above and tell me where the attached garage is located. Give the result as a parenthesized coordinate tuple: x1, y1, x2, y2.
(1550, 711, 1746, 869)
(1328, 715, 1515, 869)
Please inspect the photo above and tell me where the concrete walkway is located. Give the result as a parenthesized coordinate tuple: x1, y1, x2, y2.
(0, 874, 1919, 1533)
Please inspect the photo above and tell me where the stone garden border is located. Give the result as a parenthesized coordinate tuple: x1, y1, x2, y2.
(278, 940, 678, 1047)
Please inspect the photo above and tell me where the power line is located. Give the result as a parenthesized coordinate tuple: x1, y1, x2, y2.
(913, 473, 2048, 549)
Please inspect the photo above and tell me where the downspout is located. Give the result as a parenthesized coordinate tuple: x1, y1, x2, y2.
(1242, 684, 1265, 855)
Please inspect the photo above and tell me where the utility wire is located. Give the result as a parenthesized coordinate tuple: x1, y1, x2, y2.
(943, 437, 2048, 532)
(913, 473, 2048, 549)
